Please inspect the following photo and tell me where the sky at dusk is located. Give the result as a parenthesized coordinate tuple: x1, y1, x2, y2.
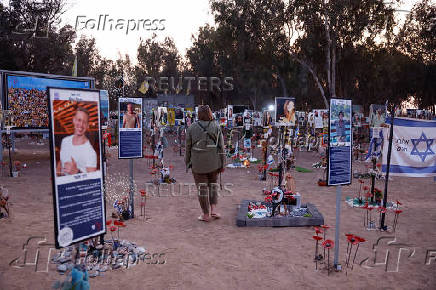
(56, 0, 420, 62)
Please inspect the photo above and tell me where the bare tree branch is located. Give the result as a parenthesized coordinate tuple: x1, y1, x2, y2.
(293, 56, 329, 109)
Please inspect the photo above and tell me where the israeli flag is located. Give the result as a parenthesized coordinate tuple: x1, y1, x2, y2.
(382, 118, 436, 177)
(366, 127, 383, 160)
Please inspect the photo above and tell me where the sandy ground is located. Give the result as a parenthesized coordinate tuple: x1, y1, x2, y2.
(1, 137, 436, 290)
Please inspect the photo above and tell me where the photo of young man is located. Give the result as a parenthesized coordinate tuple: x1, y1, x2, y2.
(118, 98, 144, 159)
(235, 114, 244, 127)
(56, 106, 97, 176)
(48, 88, 105, 246)
(329, 99, 351, 146)
(123, 102, 140, 128)
(334, 111, 347, 142)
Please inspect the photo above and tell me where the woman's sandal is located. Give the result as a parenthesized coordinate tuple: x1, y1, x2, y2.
(211, 213, 221, 219)
(198, 216, 210, 222)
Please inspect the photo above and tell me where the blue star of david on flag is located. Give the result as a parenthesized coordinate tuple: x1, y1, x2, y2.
(410, 132, 434, 162)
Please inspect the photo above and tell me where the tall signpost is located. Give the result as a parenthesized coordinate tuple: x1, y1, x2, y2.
(117, 77, 143, 219)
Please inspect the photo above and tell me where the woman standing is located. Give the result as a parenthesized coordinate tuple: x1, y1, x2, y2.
(185, 105, 225, 222)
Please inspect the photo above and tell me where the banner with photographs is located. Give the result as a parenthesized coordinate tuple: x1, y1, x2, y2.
(369, 104, 387, 127)
(118, 98, 143, 159)
(328, 99, 352, 186)
(275, 97, 296, 126)
(99, 90, 109, 129)
(6, 72, 92, 129)
(47, 87, 105, 248)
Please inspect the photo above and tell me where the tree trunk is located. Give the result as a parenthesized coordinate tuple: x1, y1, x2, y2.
(330, 41, 336, 98)
(324, 5, 332, 98)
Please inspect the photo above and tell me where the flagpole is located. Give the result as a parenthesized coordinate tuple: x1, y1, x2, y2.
(380, 106, 394, 230)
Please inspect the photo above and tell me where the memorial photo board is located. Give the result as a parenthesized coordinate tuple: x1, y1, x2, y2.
(175, 107, 184, 121)
(328, 99, 352, 186)
(253, 111, 262, 126)
(313, 109, 328, 129)
(4, 71, 93, 129)
(352, 105, 364, 128)
(275, 97, 296, 126)
(168, 108, 176, 126)
(47, 87, 105, 248)
(369, 104, 387, 127)
(227, 105, 233, 120)
(118, 98, 143, 159)
(263, 110, 272, 127)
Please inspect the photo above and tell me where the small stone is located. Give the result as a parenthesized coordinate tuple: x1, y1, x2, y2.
(98, 265, 108, 272)
(89, 272, 99, 278)
(130, 254, 137, 264)
(57, 264, 67, 272)
(112, 264, 121, 270)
